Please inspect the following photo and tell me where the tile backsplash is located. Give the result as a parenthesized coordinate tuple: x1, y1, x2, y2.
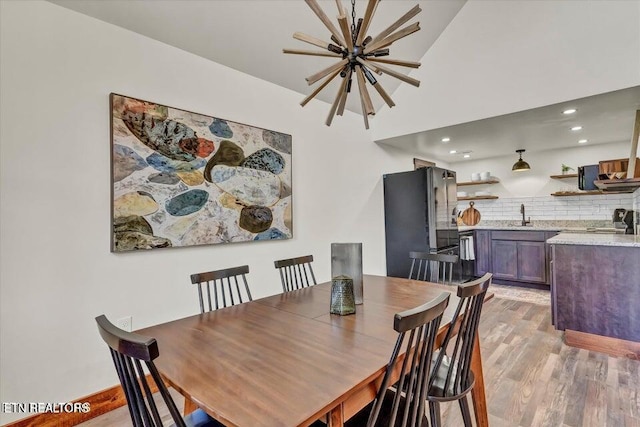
(458, 193, 634, 222)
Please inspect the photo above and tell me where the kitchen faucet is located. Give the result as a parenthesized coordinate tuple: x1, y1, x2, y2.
(521, 204, 531, 226)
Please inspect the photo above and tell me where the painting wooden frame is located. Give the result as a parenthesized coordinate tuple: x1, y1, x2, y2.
(110, 93, 292, 252)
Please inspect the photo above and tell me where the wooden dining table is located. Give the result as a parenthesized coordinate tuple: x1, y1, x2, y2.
(138, 275, 489, 427)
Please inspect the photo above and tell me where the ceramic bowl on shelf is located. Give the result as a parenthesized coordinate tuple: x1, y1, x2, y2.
(480, 171, 491, 180)
(471, 173, 481, 181)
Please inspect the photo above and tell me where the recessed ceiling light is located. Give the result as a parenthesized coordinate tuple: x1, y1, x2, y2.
(441, 137, 451, 142)
(449, 150, 457, 154)
(563, 109, 577, 115)
(463, 154, 471, 158)
(578, 139, 588, 144)
(571, 126, 583, 131)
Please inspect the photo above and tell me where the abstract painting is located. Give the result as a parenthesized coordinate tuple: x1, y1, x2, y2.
(110, 94, 292, 252)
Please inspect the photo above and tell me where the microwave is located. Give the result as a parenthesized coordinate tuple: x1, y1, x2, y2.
(578, 165, 599, 190)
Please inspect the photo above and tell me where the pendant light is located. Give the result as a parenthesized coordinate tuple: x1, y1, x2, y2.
(284, 0, 422, 129)
(512, 149, 531, 172)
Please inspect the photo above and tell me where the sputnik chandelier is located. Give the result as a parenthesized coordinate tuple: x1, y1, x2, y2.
(284, 0, 422, 129)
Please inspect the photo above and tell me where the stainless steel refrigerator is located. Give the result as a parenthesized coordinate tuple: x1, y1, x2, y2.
(383, 167, 460, 278)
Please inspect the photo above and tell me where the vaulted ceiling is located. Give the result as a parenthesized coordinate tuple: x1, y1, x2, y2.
(49, 0, 466, 114)
(47, 1, 640, 161)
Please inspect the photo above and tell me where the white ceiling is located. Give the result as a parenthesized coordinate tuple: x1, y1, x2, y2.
(48, 0, 466, 114)
(377, 86, 640, 163)
(45, 1, 639, 161)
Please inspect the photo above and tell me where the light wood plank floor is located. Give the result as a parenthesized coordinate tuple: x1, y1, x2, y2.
(80, 297, 640, 426)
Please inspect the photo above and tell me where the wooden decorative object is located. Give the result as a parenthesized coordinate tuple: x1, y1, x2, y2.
(461, 202, 481, 226)
(284, 0, 422, 127)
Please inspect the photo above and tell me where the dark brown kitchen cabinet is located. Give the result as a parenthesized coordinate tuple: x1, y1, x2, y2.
(517, 241, 547, 283)
(473, 230, 491, 276)
(474, 229, 558, 286)
(491, 240, 518, 280)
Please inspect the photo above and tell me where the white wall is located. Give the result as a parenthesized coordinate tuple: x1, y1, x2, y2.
(451, 142, 631, 198)
(372, 0, 640, 140)
(450, 142, 635, 222)
(0, 2, 421, 423)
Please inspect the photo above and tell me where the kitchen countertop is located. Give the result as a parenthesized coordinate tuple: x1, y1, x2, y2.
(459, 225, 564, 232)
(458, 220, 624, 233)
(458, 225, 626, 233)
(546, 233, 640, 247)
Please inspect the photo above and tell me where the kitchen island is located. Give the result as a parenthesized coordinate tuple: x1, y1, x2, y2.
(547, 233, 640, 358)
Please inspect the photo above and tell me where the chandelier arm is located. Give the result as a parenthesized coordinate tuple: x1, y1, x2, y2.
(367, 57, 421, 68)
(356, 57, 420, 87)
(293, 32, 342, 52)
(359, 94, 370, 129)
(337, 69, 353, 116)
(363, 22, 421, 54)
(283, 49, 342, 58)
(356, 0, 380, 46)
(335, 0, 345, 16)
(300, 69, 343, 107)
(305, 0, 347, 48)
(306, 58, 349, 85)
(368, 5, 421, 47)
(359, 64, 395, 108)
(326, 75, 349, 126)
(371, 80, 396, 108)
(338, 14, 355, 51)
(355, 66, 375, 116)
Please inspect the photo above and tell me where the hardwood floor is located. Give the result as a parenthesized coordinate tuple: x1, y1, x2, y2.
(79, 297, 640, 427)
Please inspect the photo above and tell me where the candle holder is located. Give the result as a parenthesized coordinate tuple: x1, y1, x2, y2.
(330, 275, 355, 316)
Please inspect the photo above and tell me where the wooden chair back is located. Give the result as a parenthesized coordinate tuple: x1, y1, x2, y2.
(190, 265, 252, 313)
(274, 255, 317, 292)
(429, 273, 492, 400)
(366, 292, 450, 427)
(408, 251, 459, 284)
(95, 315, 185, 427)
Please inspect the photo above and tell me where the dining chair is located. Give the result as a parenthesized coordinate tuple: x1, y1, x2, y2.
(190, 265, 252, 313)
(408, 252, 459, 284)
(427, 273, 492, 427)
(345, 292, 451, 427)
(274, 255, 317, 292)
(95, 315, 222, 427)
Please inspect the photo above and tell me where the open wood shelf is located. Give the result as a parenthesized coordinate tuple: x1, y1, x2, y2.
(551, 190, 634, 197)
(458, 195, 499, 200)
(550, 174, 578, 179)
(458, 179, 500, 187)
(594, 177, 640, 191)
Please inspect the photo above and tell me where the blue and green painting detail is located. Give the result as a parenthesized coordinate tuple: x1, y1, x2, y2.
(111, 94, 292, 252)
